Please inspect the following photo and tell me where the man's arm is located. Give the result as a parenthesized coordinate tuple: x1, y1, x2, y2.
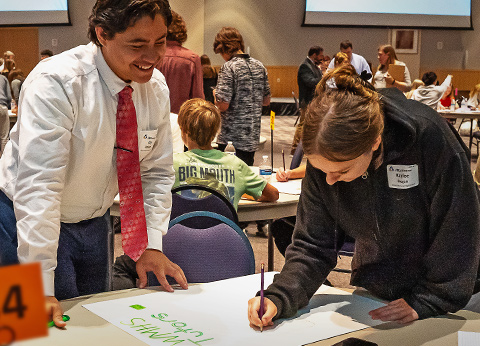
(298, 63, 321, 90)
(256, 182, 279, 202)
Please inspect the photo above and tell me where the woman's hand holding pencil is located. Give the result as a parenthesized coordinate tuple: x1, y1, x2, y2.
(276, 168, 291, 182)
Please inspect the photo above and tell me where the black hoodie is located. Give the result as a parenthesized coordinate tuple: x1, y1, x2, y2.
(265, 88, 480, 320)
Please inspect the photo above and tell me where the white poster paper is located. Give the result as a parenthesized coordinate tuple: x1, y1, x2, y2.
(83, 273, 385, 346)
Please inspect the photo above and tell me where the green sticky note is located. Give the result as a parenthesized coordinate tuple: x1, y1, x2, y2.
(130, 304, 146, 310)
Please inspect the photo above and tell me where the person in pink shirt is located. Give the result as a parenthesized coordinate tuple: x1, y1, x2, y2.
(156, 11, 204, 113)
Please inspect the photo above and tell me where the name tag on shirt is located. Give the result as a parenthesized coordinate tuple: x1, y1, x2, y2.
(387, 164, 419, 189)
(139, 130, 157, 152)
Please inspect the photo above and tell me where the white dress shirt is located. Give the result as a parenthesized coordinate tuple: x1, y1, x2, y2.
(0, 43, 174, 295)
(328, 52, 372, 75)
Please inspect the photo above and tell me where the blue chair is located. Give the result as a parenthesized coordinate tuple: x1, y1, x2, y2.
(148, 211, 255, 285)
(171, 184, 238, 228)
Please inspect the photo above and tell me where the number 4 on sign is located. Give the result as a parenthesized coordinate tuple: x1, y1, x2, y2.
(0, 263, 47, 344)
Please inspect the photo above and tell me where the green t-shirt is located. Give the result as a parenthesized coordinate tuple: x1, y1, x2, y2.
(173, 149, 267, 209)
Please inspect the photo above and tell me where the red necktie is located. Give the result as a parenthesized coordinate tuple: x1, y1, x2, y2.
(116, 86, 148, 261)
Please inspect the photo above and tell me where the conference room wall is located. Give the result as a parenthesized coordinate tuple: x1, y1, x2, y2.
(32, 0, 480, 75)
(203, 0, 478, 72)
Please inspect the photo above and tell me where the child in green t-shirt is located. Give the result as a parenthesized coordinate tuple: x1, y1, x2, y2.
(174, 98, 279, 209)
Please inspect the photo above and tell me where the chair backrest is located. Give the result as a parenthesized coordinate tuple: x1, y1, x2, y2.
(290, 140, 304, 170)
(171, 184, 239, 228)
(149, 211, 255, 284)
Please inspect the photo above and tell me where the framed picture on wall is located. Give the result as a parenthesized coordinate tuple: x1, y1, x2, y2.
(391, 29, 418, 54)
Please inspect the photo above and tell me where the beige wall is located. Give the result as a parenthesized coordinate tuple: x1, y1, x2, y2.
(36, 0, 479, 82)
(169, 0, 204, 56)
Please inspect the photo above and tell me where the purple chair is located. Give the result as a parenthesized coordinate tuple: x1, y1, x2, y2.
(171, 184, 238, 228)
(148, 211, 255, 285)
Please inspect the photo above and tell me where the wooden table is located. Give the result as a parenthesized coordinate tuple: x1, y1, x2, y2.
(438, 109, 480, 151)
(18, 286, 480, 346)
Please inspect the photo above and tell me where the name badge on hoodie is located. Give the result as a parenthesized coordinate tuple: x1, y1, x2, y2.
(387, 164, 419, 189)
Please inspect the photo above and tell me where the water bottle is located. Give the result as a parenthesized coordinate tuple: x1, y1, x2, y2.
(450, 98, 455, 111)
(259, 155, 272, 179)
(461, 97, 468, 110)
(225, 141, 236, 156)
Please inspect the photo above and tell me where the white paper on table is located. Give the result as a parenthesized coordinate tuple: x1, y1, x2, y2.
(458, 331, 480, 346)
(83, 273, 385, 346)
(271, 179, 302, 195)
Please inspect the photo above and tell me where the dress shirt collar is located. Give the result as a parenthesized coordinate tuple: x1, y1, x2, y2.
(92, 43, 131, 97)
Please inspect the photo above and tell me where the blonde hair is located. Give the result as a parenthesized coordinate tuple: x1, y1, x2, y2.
(333, 52, 349, 67)
(303, 65, 384, 163)
(178, 98, 220, 148)
(470, 83, 480, 99)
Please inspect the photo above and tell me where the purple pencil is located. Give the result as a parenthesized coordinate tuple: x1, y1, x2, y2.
(259, 262, 265, 332)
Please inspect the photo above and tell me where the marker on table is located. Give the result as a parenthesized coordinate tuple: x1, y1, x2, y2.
(282, 150, 286, 171)
(259, 263, 265, 332)
(48, 314, 70, 328)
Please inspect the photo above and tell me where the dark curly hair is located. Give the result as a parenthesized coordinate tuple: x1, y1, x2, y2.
(88, 0, 172, 46)
(167, 11, 187, 44)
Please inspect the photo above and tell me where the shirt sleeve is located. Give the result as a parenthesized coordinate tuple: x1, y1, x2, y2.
(263, 68, 271, 98)
(241, 164, 267, 199)
(140, 82, 175, 252)
(215, 64, 234, 104)
(403, 65, 412, 88)
(14, 74, 75, 296)
(263, 162, 338, 318)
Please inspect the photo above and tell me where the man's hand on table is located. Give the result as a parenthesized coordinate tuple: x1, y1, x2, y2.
(136, 249, 188, 292)
(369, 298, 419, 324)
(46, 296, 67, 328)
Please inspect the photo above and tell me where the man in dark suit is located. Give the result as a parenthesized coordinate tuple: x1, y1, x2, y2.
(291, 46, 323, 155)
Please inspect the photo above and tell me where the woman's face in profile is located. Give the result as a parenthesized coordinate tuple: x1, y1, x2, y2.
(309, 151, 374, 185)
(377, 49, 389, 65)
(309, 136, 382, 185)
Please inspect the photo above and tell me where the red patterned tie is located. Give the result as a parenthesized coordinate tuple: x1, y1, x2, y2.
(116, 86, 148, 261)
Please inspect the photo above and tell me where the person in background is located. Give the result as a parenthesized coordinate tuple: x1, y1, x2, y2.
(467, 83, 480, 110)
(201, 54, 217, 104)
(174, 98, 279, 208)
(3, 51, 14, 62)
(0, 0, 189, 328)
(40, 49, 54, 60)
(373, 45, 411, 92)
(213, 26, 271, 236)
(7, 69, 25, 106)
(438, 83, 457, 110)
(0, 73, 11, 157)
(156, 10, 204, 114)
(1, 59, 15, 78)
(112, 98, 279, 290)
(213, 26, 270, 165)
(291, 46, 323, 155)
(404, 79, 424, 99)
(412, 72, 452, 109)
(248, 65, 480, 329)
(328, 40, 371, 77)
(320, 55, 330, 74)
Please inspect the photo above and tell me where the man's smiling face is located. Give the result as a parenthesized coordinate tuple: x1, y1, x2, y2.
(96, 14, 167, 83)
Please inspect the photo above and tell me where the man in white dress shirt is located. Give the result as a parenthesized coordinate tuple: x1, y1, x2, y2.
(0, 0, 187, 328)
(328, 40, 372, 77)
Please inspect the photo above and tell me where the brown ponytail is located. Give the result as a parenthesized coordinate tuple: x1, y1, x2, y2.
(303, 65, 384, 163)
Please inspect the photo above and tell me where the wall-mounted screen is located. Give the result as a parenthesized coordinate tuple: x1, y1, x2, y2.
(304, 0, 472, 29)
(0, 0, 70, 26)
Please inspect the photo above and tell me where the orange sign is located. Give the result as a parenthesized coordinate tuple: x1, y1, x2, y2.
(0, 263, 47, 344)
